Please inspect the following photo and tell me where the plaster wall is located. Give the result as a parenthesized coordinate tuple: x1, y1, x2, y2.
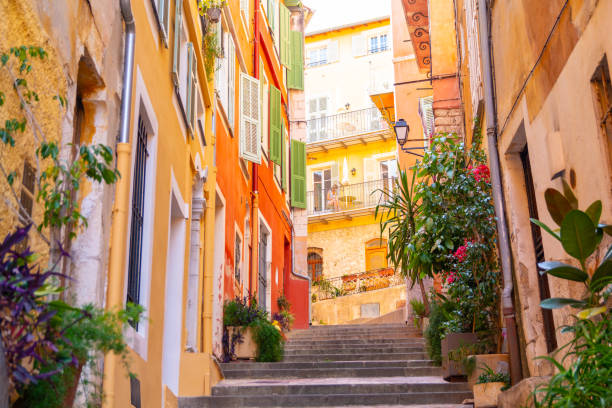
(305, 19, 394, 113)
(312, 284, 407, 325)
(494, 0, 612, 376)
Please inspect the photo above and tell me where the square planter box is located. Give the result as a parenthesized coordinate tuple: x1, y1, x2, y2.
(468, 353, 510, 389)
(227, 326, 256, 360)
(474, 382, 505, 407)
(441, 332, 479, 380)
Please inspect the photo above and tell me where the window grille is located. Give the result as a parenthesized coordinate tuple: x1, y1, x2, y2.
(126, 116, 149, 328)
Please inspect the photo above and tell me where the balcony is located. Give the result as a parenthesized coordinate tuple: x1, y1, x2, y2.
(307, 178, 397, 218)
(312, 268, 405, 301)
(307, 107, 389, 144)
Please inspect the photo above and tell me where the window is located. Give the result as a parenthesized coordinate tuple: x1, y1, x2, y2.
(368, 34, 388, 54)
(307, 97, 328, 142)
(196, 88, 206, 147)
(591, 56, 612, 176)
(380, 159, 397, 193)
(290, 140, 307, 208)
(365, 238, 387, 271)
(19, 162, 35, 225)
(152, 0, 170, 46)
(240, 0, 249, 29)
(216, 29, 235, 130)
(419, 96, 434, 147)
(127, 116, 150, 327)
(313, 168, 331, 212)
(288, 30, 304, 90)
(234, 232, 242, 283)
(308, 47, 327, 67)
(258, 229, 268, 309)
(260, 61, 269, 154)
(307, 252, 323, 281)
(269, 85, 282, 164)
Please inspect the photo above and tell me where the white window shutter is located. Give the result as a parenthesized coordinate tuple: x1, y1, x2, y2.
(240, 72, 261, 164)
(352, 34, 366, 57)
(186, 42, 198, 134)
(157, 0, 170, 46)
(171, 0, 183, 86)
(328, 41, 339, 62)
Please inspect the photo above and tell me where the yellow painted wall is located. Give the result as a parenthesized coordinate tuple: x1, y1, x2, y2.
(312, 284, 407, 325)
(305, 18, 394, 113)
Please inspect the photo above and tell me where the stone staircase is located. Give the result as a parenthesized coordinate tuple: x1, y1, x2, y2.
(181, 323, 472, 407)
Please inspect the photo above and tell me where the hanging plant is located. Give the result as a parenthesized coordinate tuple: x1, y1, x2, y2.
(198, 0, 227, 23)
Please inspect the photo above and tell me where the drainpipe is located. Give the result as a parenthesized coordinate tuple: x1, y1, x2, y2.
(103, 1, 135, 407)
(250, 0, 260, 299)
(477, 0, 523, 385)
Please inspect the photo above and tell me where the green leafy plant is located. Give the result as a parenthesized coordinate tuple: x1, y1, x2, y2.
(476, 364, 510, 390)
(529, 184, 612, 407)
(198, 0, 227, 11)
(376, 166, 430, 314)
(410, 299, 426, 329)
(252, 319, 284, 362)
(424, 294, 453, 365)
(202, 30, 223, 77)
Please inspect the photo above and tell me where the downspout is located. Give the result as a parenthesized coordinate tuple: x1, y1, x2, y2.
(477, 0, 522, 385)
(103, 1, 135, 406)
(250, 0, 260, 298)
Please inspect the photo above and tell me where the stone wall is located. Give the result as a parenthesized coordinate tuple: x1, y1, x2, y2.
(308, 222, 387, 279)
(434, 107, 465, 136)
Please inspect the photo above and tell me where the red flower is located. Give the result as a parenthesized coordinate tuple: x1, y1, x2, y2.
(472, 164, 490, 182)
(453, 245, 467, 263)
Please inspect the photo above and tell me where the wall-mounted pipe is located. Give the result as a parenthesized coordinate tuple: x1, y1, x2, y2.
(103, 1, 136, 407)
(477, 0, 523, 385)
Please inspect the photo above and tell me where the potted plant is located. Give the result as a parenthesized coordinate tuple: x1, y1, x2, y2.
(409, 299, 427, 330)
(473, 364, 510, 408)
(198, 0, 227, 23)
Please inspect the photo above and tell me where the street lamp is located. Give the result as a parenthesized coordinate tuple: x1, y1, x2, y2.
(393, 118, 424, 158)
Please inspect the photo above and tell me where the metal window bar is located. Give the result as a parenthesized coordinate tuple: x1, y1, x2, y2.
(307, 177, 397, 216)
(312, 268, 404, 301)
(306, 107, 389, 143)
(126, 116, 149, 328)
(520, 146, 557, 353)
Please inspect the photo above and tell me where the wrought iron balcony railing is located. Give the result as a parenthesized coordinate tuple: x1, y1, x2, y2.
(307, 107, 389, 143)
(307, 177, 397, 216)
(312, 268, 405, 301)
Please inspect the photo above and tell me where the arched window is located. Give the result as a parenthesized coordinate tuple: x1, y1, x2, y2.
(307, 252, 323, 281)
(365, 238, 388, 271)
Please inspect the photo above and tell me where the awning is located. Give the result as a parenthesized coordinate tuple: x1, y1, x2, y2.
(369, 91, 395, 127)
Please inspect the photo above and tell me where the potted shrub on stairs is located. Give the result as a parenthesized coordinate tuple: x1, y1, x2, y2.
(473, 364, 510, 408)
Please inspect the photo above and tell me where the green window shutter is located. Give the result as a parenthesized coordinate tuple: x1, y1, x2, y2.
(280, 3, 290, 67)
(269, 85, 282, 164)
(288, 30, 304, 90)
(291, 139, 306, 208)
(281, 122, 287, 191)
(171, 0, 183, 86)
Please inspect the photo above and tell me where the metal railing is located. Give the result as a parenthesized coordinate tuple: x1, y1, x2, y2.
(312, 268, 405, 301)
(307, 107, 389, 143)
(307, 178, 397, 216)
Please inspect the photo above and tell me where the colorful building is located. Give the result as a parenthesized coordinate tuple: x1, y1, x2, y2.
(304, 16, 410, 324)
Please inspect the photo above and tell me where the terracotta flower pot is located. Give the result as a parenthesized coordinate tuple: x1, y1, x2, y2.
(206, 7, 222, 22)
(441, 332, 479, 379)
(227, 326, 256, 359)
(473, 381, 505, 407)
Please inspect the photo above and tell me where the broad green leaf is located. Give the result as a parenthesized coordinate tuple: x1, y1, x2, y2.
(562, 179, 578, 209)
(537, 261, 588, 282)
(561, 210, 597, 262)
(590, 259, 612, 292)
(585, 200, 602, 225)
(540, 297, 586, 309)
(577, 306, 607, 320)
(544, 188, 572, 226)
(530, 218, 561, 242)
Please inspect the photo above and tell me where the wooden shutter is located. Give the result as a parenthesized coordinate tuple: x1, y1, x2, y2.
(228, 36, 236, 130)
(291, 140, 306, 208)
(269, 85, 281, 164)
(288, 31, 304, 90)
(171, 0, 183, 86)
(280, 3, 290, 67)
(281, 122, 287, 191)
(186, 42, 197, 134)
(352, 34, 366, 57)
(240, 72, 261, 163)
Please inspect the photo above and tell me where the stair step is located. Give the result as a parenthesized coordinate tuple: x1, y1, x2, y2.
(221, 366, 442, 379)
(283, 352, 426, 362)
(212, 377, 469, 396)
(220, 360, 435, 370)
(181, 391, 473, 407)
(284, 346, 424, 356)
(286, 339, 424, 346)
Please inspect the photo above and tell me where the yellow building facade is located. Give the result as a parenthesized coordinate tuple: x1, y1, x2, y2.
(304, 17, 407, 324)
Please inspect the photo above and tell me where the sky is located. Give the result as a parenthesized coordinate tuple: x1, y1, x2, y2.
(304, 0, 391, 34)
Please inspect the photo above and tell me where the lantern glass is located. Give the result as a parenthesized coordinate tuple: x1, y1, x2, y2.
(394, 119, 409, 146)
